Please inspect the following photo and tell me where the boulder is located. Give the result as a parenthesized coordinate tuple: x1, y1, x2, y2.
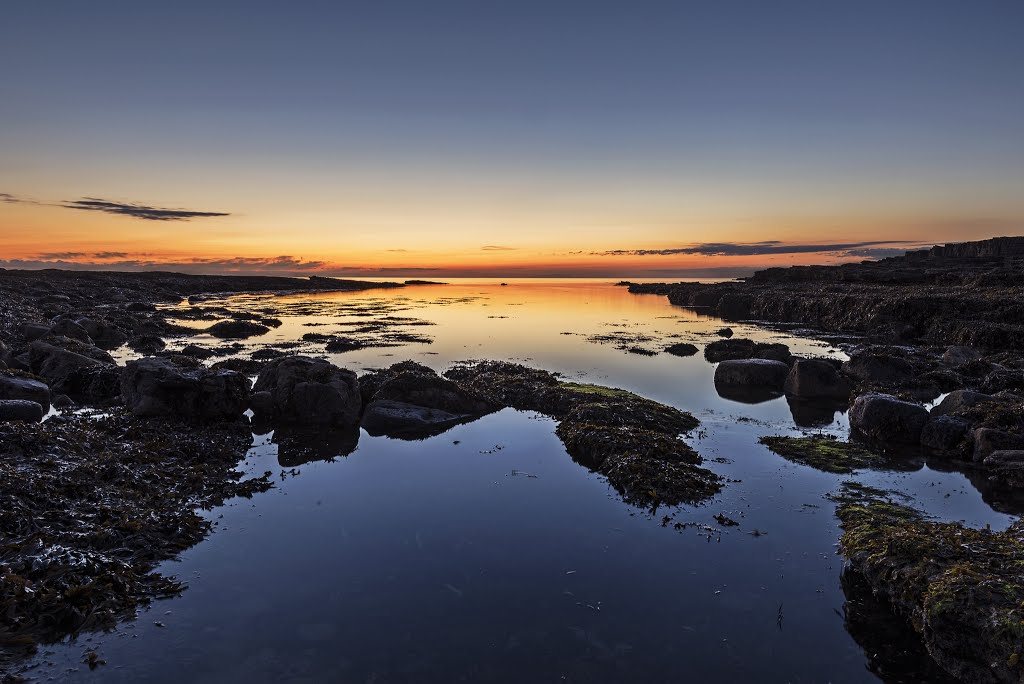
(0, 399, 44, 423)
(849, 393, 929, 445)
(843, 352, 915, 385)
(361, 399, 470, 438)
(180, 344, 216, 360)
(983, 450, 1024, 469)
(20, 322, 51, 342)
(714, 359, 789, 390)
(784, 359, 853, 399)
(370, 369, 494, 415)
(206, 320, 270, 339)
(252, 356, 360, 425)
(50, 319, 93, 344)
(77, 317, 129, 349)
(126, 302, 157, 313)
(920, 415, 971, 453)
(930, 390, 994, 417)
(704, 338, 791, 364)
(716, 327, 734, 338)
(942, 346, 982, 366)
(29, 341, 104, 388)
(972, 428, 1024, 463)
(128, 335, 167, 354)
(0, 372, 51, 411)
(121, 357, 251, 420)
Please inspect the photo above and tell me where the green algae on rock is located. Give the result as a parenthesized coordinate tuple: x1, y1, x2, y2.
(834, 482, 1024, 683)
(759, 435, 891, 474)
(445, 361, 718, 507)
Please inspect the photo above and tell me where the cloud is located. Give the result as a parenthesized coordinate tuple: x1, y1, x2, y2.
(481, 245, 517, 251)
(61, 197, 230, 221)
(598, 240, 922, 257)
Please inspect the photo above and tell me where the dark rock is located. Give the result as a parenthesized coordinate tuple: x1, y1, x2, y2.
(716, 327, 734, 338)
(850, 393, 929, 445)
(920, 415, 971, 454)
(126, 302, 157, 312)
(370, 368, 494, 416)
(260, 317, 283, 328)
(359, 361, 435, 404)
(252, 356, 360, 426)
(664, 342, 699, 357)
(784, 358, 853, 399)
(50, 318, 93, 344)
(714, 359, 789, 391)
(325, 338, 364, 353)
(0, 399, 44, 422)
(52, 393, 75, 409)
(251, 348, 288, 361)
(211, 358, 262, 375)
(704, 338, 791, 364)
(77, 317, 129, 349)
(120, 357, 251, 420)
(972, 428, 1024, 463)
(843, 351, 915, 385)
(180, 344, 216, 360)
(206, 320, 270, 339)
(128, 335, 167, 354)
(0, 372, 51, 411)
(942, 345, 982, 366)
(58, 365, 124, 405)
(29, 340, 105, 389)
(21, 322, 51, 342)
(361, 399, 473, 438)
(930, 389, 993, 417)
(249, 390, 274, 417)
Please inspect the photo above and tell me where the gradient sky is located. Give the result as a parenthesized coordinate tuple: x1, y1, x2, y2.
(2, 1, 1023, 277)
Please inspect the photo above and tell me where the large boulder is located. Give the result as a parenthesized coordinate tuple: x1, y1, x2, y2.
(784, 359, 852, 399)
(930, 390, 993, 417)
(849, 393, 929, 445)
(920, 415, 971, 453)
(705, 338, 791, 364)
(252, 356, 360, 425)
(714, 359, 789, 390)
(29, 341, 105, 388)
(121, 357, 251, 420)
(843, 352, 914, 385)
(971, 428, 1024, 463)
(0, 372, 51, 411)
(942, 346, 982, 366)
(0, 399, 44, 423)
(77, 317, 129, 349)
(50, 319, 93, 344)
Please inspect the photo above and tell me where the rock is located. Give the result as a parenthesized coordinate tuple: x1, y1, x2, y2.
(0, 399, 44, 422)
(121, 357, 251, 420)
(930, 390, 993, 417)
(126, 302, 157, 312)
(50, 319, 93, 344)
(664, 342, 699, 357)
(920, 415, 971, 453)
(971, 428, 1024, 463)
(20, 322, 51, 342)
(0, 372, 51, 411)
(714, 359, 789, 390)
(942, 346, 982, 366)
(180, 344, 216, 360)
(843, 352, 915, 385)
(704, 338, 791, 364)
(784, 359, 853, 399)
(128, 335, 166, 354)
(325, 338, 364, 353)
(58, 365, 123, 405)
(252, 356, 360, 426)
(249, 390, 274, 417)
(211, 358, 262, 375)
(361, 399, 471, 438)
(716, 327, 734, 338)
(77, 317, 128, 349)
(51, 394, 75, 409)
(369, 368, 494, 415)
(206, 320, 270, 339)
(251, 348, 288, 361)
(29, 341, 104, 388)
(850, 393, 929, 445)
(983, 450, 1024, 469)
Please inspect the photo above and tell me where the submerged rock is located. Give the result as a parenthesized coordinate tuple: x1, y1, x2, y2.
(849, 392, 929, 445)
(121, 357, 251, 420)
(252, 355, 360, 425)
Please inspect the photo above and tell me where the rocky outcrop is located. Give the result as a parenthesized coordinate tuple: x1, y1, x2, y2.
(849, 393, 929, 445)
(251, 356, 360, 426)
(704, 338, 791, 364)
(783, 358, 852, 399)
(121, 357, 251, 420)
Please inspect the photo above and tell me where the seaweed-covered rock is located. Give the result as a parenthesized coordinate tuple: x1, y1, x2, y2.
(783, 358, 852, 399)
(920, 415, 971, 454)
(252, 355, 360, 425)
(206, 320, 270, 339)
(843, 351, 915, 385)
(128, 335, 166, 354)
(759, 435, 890, 474)
(664, 342, 699, 357)
(0, 372, 50, 411)
(704, 338, 791, 364)
(849, 393, 929, 445)
(76, 317, 129, 350)
(0, 399, 44, 422)
(931, 389, 994, 417)
(28, 340, 106, 390)
(120, 357, 251, 421)
(836, 485, 1024, 683)
(972, 428, 1024, 463)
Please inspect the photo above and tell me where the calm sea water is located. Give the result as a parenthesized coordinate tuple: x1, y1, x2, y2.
(30, 280, 1010, 683)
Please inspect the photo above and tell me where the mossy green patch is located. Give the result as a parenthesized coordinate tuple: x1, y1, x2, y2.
(759, 435, 885, 474)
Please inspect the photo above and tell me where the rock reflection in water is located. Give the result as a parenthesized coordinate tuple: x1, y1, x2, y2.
(256, 425, 361, 467)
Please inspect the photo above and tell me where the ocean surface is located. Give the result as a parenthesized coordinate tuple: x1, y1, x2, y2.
(30, 280, 1010, 683)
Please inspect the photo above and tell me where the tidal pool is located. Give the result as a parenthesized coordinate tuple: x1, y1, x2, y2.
(29, 280, 1012, 682)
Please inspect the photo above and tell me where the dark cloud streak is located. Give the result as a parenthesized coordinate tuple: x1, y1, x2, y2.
(598, 240, 923, 257)
(62, 198, 230, 221)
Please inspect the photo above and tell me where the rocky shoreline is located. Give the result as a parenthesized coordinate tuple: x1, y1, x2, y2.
(627, 236, 1024, 682)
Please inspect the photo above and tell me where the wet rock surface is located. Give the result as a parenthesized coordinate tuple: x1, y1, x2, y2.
(121, 357, 251, 420)
(252, 355, 361, 426)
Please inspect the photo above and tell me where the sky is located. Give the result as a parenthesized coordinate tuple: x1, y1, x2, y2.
(1, 0, 1022, 278)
